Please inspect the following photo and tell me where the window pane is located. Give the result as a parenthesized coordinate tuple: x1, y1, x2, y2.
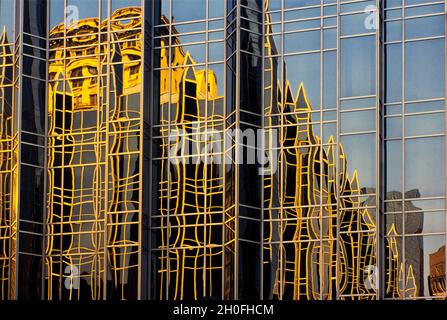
(385, 21, 402, 42)
(284, 30, 320, 53)
(172, 0, 206, 23)
(405, 136, 445, 197)
(385, 44, 402, 103)
(341, 36, 376, 98)
(405, 39, 445, 101)
(385, 140, 402, 196)
(385, 117, 402, 139)
(340, 110, 375, 133)
(405, 113, 445, 136)
(340, 13, 373, 36)
(323, 51, 336, 109)
(340, 133, 376, 189)
(405, 235, 445, 297)
(405, 15, 444, 40)
(285, 53, 320, 109)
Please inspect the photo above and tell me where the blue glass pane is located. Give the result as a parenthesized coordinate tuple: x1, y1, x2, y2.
(284, 0, 321, 9)
(340, 110, 376, 133)
(172, 0, 206, 22)
(284, 30, 320, 53)
(340, 97, 376, 110)
(209, 0, 224, 18)
(405, 39, 445, 101)
(406, 4, 444, 17)
(341, 0, 376, 13)
(406, 0, 440, 5)
(385, 21, 402, 42)
(50, 0, 65, 27)
(68, 0, 99, 20)
(405, 15, 444, 40)
(0, 0, 14, 39)
(385, 44, 402, 103)
(340, 133, 376, 189)
(385, 9, 402, 20)
(405, 113, 445, 136)
(385, 140, 402, 194)
(385, 117, 402, 139)
(341, 36, 376, 98)
(341, 13, 374, 36)
(267, 0, 281, 11)
(285, 53, 320, 109)
(405, 100, 444, 113)
(323, 51, 336, 109)
(385, 0, 402, 8)
(284, 7, 320, 21)
(405, 136, 445, 197)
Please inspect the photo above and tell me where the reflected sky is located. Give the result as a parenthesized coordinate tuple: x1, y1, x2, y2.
(408, 235, 446, 296)
(0, 0, 14, 39)
(341, 134, 376, 189)
(285, 53, 320, 109)
(341, 35, 376, 98)
(50, 0, 141, 27)
(405, 39, 445, 101)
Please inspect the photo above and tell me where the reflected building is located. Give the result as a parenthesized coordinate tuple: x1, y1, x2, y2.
(0, 0, 446, 300)
(46, 7, 143, 300)
(384, 190, 424, 298)
(429, 245, 445, 297)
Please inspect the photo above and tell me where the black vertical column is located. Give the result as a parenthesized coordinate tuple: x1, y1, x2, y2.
(16, 0, 48, 299)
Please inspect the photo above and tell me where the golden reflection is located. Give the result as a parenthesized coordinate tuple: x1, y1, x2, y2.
(0, 2, 443, 301)
(262, 0, 407, 299)
(0, 26, 14, 300)
(156, 15, 228, 299)
(46, 7, 142, 300)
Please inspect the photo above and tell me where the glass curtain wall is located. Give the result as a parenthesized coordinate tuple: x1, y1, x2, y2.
(0, 0, 445, 301)
(384, 0, 446, 299)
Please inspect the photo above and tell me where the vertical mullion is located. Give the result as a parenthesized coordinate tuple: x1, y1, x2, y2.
(260, 0, 265, 301)
(378, 0, 386, 300)
(401, 0, 406, 300)
(58, 0, 67, 299)
(13, 0, 22, 301)
(335, 0, 341, 301)
(319, 0, 323, 301)
(376, 0, 383, 301)
(444, 0, 447, 302)
(165, 0, 172, 300)
(221, 0, 227, 300)
(138, 0, 146, 301)
(103, 0, 111, 300)
(202, 0, 209, 299)
(234, 0, 240, 300)
(42, 0, 50, 300)
(93, 0, 101, 300)
(279, 0, 284, 300)
(148, 0, 155, 301)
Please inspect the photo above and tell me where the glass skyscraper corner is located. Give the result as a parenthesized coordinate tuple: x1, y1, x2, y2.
(0, 0, 446, 300)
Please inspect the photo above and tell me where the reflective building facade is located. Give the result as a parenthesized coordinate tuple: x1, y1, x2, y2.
(0, 0, 446, 300)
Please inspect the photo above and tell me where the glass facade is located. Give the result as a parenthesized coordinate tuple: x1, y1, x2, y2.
(0, 0, 445, 300)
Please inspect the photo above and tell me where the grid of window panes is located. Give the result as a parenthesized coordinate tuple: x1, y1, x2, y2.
(384, 0, 446, 299)
(0, 0, 49, 300)
(150, 0, 230, 300)
(46, 0, 145, 300)
(0, 0, 446, 301)
(262, 0, 380, 300)
(233, 0, 264, 300)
